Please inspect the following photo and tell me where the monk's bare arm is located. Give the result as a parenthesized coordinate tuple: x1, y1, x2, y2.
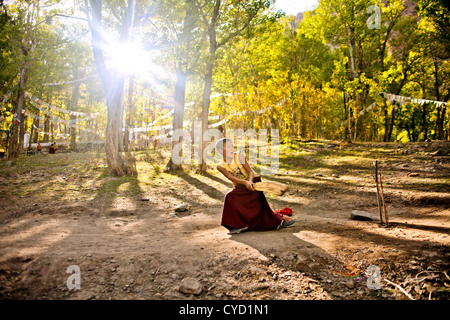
(238, 152, 254, 182)
(217, 165, 246, 185)
(217, 165, 254, 190)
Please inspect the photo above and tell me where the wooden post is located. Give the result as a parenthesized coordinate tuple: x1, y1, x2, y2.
(379, 173, 389, 226)
(374, 160, 384, 225)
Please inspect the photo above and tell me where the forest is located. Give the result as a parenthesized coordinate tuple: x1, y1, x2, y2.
(0, 0, 449, 304)
(1, 0, 449, 175)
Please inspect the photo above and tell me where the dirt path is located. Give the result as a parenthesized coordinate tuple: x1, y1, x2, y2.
(0, 141, 449, 300)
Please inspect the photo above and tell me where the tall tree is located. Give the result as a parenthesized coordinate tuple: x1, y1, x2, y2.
(194, 0, 271, 172)
(301, 0, 377, 141)
(123, 74, 134, 152)
(418, 0, 450, 139)
(383, 13, 426, 141)
(84, 0, 134, 175)
(159, 0, 202, 172)
(6, 1, 39, 159)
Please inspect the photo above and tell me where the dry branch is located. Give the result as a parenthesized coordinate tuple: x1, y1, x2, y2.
(384, 278, 415, 300)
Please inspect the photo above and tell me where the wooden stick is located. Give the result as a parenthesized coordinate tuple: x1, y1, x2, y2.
(378, 172, 389, 226)
(374, 160, 385, 225)
(403, 274, 439, 286)
(384, 279, 415, 300)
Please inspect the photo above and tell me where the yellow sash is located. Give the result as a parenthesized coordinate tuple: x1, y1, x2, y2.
(221, 152, 249, 180)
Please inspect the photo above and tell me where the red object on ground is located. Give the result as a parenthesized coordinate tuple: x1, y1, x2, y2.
(221, 176, 283, 231)
(274, 207, 293, 216)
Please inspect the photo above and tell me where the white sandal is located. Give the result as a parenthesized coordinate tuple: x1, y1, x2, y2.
(227, 226, 249, 235)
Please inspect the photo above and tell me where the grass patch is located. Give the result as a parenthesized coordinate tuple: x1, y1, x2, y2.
(1, 140, 448, 207)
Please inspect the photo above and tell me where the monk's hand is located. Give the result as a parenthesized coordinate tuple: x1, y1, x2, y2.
(245, 181, 255, 191)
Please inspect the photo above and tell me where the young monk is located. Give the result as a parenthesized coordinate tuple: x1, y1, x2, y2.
(216, 138, 295, 235)
(48, 143, 55, 154)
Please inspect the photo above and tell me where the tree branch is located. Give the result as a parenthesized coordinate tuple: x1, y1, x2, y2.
(217, 16, 251, 49)
(194, 0, 212, 32)
(217, 2, 265, 49)
(86, 0, 112, 90)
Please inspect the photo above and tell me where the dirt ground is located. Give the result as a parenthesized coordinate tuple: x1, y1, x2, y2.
(0, 140, 449, 300)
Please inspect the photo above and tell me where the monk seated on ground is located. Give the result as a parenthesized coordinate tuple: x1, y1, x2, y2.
(216, 138, 295, 235)
(49, 143, 55, 154)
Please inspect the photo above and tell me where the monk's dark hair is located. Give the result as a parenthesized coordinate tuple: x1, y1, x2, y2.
(215, 138, 232, 155)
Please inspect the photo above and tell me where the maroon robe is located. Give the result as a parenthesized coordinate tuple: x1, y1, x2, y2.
(221, 176, 283, 231)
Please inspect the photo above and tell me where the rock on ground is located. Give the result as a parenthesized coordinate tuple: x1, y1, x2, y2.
(174, 203, 188, 212)
(178, 277, 202, 295)
(350, 210, 373, 221)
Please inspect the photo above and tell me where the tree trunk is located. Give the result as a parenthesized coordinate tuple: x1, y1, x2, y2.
(383, 98, 390, 142)
(70, 66, 83, 151)
(199, 54, 214, 173)
(435, 106, 440, 140)
(44, 116, 49, 143)
(166, 67, 187, 172)
(165, 0, 194, 172)
(411, 111, 417, 142)
(406, 128, 412, 142)
(345, 21, 357, 143)
(70, 115, 76, 149)
(123, 75, 134, 152)
(439, 105, 447, 140)
(19, 113, 27, 152)
(422, 102, 428, 141)
(345, 24, 358, 80)
(105, 74, 129, 176)
(195, 0, 260, 171)
(33, 116, 39, 143)
(432, 57, 444, 140)
(118, 99, 124, 152)
(7, 64, 29, 159)
(300, 93, 306, 138)
(87, 0, 130, 176)
(387, 105, 396, 142)
(197, 0, 220, 173)
(7, 12, 37, 159)
(198, 1, 219, 173)
(103, 86, 128, 176)
(348, 102, 353, 142)
(343, 91, 349, 141)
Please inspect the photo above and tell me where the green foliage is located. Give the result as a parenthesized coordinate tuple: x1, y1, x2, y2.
(417, 0, 450, 59)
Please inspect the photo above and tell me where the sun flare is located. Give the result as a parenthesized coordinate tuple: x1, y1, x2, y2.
(107, 41, 148, 75)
